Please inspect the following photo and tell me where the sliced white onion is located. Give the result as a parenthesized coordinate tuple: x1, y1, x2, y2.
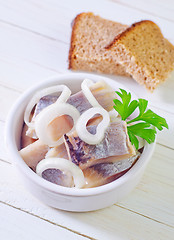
(35, 102, 80, 147)
(81, 79, 101, 107)
(76, 107, 110, 145)
(109, 109, 119, 122)
(24, 85, 71, 129)
(137, 136, 145, 149)
(36, 158, 85, 188)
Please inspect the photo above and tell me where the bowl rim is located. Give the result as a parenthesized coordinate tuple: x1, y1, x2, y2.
(5, 73, 156, 197)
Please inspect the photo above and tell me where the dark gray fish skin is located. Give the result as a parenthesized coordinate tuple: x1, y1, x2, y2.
(67, 91, 92, 114)
(34, 96, 57, 117)
(41, 152, 140, 189)
(32, 80, 117, 118)
(42, 169, 73, 188)
(64, 121, 136, 170)
(91, 154, 138, 177)
(83, 152, 140, 188)
(33, 91, 92, 119)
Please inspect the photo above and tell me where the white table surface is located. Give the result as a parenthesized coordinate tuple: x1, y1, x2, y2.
(0, 0, 174, 239)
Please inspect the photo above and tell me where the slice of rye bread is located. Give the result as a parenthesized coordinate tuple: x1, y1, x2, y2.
(69, 12, 129, 76)
(106, 20, 174, 91)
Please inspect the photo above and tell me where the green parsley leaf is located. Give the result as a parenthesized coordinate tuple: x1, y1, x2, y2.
(127, 123, 156, 148)
(113, 89, 168, 149)
(113, 89, 138, 120)
(127, 130, 139, 150)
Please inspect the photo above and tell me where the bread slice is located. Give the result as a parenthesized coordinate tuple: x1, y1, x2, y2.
(69, 12, 129, 76)
(106, 20, 174, 91)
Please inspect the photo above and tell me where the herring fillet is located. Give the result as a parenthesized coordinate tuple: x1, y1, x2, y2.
(83, 153, 140, 188)
(25, 80, 117, 140)
(21, 123, 36, 148)
(42, 169, 74, 188)
(40, 151, 139, 188)
(19, 141, 67, 171)
(19, 140, 49, 171)
(32, 81, 117, 118)
(64, 121, 136, 170)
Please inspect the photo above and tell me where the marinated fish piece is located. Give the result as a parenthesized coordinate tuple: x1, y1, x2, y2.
(89, 81, 117, 112)
(38, 144, 73, 187)
(45, 143, 68, 159)
(26, 81, 117, 140)
(21, 123, 36, 148)
(34, 95, 57, 117)
(19, 141, 69, 171)
(32, 81, 117, 119)
(46, 115, 73, 142)
(42, 152, 139, 189)
(83, 153, 140, 188)
(64, 121, 136, 170)
(42, 169, 74, 188)
(19, 140, 49, 171)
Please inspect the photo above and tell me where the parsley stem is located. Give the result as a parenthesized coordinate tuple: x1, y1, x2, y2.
(127, 117, 140, 124)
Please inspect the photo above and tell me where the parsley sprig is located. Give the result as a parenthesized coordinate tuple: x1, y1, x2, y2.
(113, 89, 168, 149)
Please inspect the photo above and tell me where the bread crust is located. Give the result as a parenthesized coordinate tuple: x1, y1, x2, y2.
(68, 13, 83, 69)
(106, 20, 158, 49)
(106, 20, 174, 91)
(69, 12, 95, 69)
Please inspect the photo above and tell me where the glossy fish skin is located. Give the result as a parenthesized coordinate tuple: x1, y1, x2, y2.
(32, 81, 117, 118)
(83, 153, 140, 188)
(32, 92, 91, 119)
(33, 95, 57, 118)
(39, 143, 73, 188)
(42, 169, 74, 188)
(26, 80, 117, 140)
(64, 121, 136, 170)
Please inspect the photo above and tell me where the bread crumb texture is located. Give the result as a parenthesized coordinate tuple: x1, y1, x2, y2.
(69, 12, 128, 76)
(107, 20, 174, 91)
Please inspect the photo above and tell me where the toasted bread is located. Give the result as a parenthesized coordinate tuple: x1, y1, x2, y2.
(69, 12, 128, 76)
(106, 20, 174, 91)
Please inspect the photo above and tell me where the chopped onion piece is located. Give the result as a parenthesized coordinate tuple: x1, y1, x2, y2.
(36, 158, 85, 188)
(109, 109, 119, 122)
(137, 136, 145, 149)
(76, 107, 110, 145)
(35, 103, 80, 147)
(81, 79, 101, 107)
(24, 85, 71, 129)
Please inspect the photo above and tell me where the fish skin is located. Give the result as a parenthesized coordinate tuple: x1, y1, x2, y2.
(33, 91, 91, 119)
(26, 81, 117, 139)
(19, 141, 69, 171)
(33, 95, 57, 118)
(83, 152, 140, 188)
(64, 121, 136, 170)
(32, 81, 117, 118)
(42, 169, 74, 188)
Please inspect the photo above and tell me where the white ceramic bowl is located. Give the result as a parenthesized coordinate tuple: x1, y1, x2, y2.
(5, 73, 155, 212)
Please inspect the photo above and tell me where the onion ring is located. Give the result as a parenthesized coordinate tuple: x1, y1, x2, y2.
(36, 158, 85, 188)
(24, 85, 71, 129)
(35, 102, 80, 147)
(76, 107, 110, 145)
(81, 79, 101, 107)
